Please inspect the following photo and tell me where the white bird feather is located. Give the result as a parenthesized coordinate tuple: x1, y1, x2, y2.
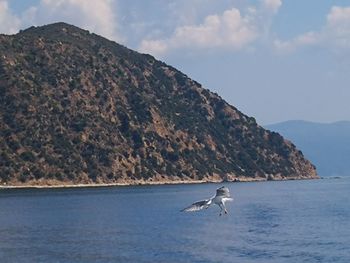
(181, 186, 234, 216)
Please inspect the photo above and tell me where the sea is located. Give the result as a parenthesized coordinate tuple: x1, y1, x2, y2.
(0, 177, 349, 263)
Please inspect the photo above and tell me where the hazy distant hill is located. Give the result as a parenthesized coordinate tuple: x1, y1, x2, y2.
(266, 120, 350, 177)
(0, 23, 317, 185)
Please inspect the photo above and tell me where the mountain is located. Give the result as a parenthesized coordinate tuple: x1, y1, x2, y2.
(0, 23, 317, 186)
(266, 120, 350, 177)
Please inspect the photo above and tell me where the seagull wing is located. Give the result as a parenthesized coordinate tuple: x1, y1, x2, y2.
(215, 186, 230, 198)
(181, 199, 212, 212)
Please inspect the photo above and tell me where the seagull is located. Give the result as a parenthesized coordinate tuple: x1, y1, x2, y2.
(181, 186, 233, 216)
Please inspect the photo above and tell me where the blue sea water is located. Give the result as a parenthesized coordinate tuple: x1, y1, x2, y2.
(0, 178, 349, 263)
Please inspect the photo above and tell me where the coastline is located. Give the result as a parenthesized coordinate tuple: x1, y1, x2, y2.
(0, 175, 319, 190)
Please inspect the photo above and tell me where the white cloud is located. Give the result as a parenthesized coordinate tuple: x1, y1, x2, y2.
(0, 1, 21, 34)
(274, 31, 320, 53)
(261, 0, 282, 14)
(325, 6, 350, 48)
(139, 39, 168, 56)
(22, 0, 121, 42)
(274, 6, 350, 52)
(139, 4, 278, 57)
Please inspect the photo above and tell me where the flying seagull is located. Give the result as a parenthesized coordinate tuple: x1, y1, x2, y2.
(181, 186, 233, 216)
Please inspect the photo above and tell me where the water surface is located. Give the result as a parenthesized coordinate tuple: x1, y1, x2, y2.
(0, 178, 349, 262)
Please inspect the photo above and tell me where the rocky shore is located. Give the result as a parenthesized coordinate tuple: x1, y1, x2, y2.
(0, 174, 319, 189)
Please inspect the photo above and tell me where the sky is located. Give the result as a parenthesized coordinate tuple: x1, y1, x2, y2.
(1, 0, 350, 125)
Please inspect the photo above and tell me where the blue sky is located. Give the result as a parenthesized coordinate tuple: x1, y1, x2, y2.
(1, 0, 350, 125)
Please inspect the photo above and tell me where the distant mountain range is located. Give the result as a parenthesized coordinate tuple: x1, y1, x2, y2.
(266, 120, 350, 177)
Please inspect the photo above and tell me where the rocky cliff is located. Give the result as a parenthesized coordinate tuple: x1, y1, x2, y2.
(0, 23, 318, 185)
(267, 120, 350, 177)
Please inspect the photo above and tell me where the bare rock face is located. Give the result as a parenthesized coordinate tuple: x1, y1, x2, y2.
(0, 23, 318, 185)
